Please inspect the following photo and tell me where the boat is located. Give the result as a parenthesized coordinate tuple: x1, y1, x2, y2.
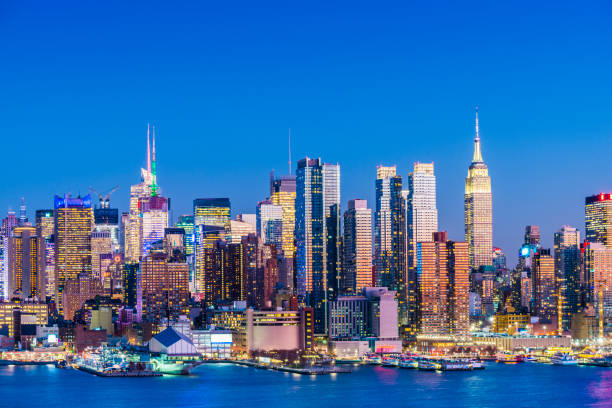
(363, 354, 382, 365)
(469, 359, 485, 370)
(398, 358, 418, 369)
(496, 353, 523, 363)
(418, 360, 442, 371)
(579, 357, 612, 367)
(439, 360, 472, 371)
(381, 357, 399, 367)
(550, 353, 578, 366)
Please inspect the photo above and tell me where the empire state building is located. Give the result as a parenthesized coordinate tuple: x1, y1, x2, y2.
(464, 108, 493, 269)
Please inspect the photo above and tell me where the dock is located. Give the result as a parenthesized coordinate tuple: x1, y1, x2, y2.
(223, 360, 352, 375)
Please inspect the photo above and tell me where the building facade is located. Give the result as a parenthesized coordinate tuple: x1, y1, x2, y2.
(342, 199, 372, 294)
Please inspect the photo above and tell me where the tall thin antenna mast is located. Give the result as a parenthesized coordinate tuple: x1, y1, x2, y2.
(288, 128, 292, 175)
(147, 123, 151, 173)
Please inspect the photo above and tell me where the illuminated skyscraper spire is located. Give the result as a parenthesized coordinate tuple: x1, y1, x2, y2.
(465, 107, 492, 269)
(146, 123, 151, 173)
(150, 126, 158, 196)
(472, 106, 483, 163)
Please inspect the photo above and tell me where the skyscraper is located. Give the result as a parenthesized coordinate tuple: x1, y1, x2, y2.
(54, 194, 93, 316)
(140, 251, 189, 323)
(296, 158, 326, 333)
(176, 215, 195, 292)
(417, 232, 469, 338)
(342, 199, 372, 294)
(270, 173, 296, 288)
(374, 165, 406, 322)
(585, 193, 612, 248)
(1, 210, 18, 300)
(465, 109, 493, 269)
(8, 226, 41, 299)
(323, 163, 341, 302)
(125, 125, 157, 262)
(553, 225, 580, 329)
(193, 198, 231, 295)
(532, 249, 556, 324)
(407, 162, 438, 268)
(139, 196, 170, 258)
(91, 230, 112, 280)
(35, 210, 55, 300)
(256, 199, 283, 246)
(582, 242, 612, 337)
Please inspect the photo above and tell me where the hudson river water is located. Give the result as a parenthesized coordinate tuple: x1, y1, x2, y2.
(2, 362, 612, 408)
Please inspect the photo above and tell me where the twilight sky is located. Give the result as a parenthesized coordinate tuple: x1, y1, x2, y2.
(1, 1, 611, 267)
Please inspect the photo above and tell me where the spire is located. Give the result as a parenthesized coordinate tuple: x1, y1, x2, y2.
(150, 126, 158, 196)
(147, 123, 151, 173)
(472, 106, 483, 163)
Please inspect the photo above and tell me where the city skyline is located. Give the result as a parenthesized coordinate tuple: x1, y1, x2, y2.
(2, 2, 612, 267)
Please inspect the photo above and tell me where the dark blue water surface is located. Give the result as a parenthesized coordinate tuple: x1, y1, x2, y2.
(2, 362, 612, 408)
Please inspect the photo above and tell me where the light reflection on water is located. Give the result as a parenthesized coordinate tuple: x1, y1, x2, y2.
(1, 362, 610, 408)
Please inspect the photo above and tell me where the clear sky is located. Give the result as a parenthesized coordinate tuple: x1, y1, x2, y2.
(1, 1, 611, 267)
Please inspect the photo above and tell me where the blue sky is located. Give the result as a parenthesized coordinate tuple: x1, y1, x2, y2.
(1, 1, 611, 266)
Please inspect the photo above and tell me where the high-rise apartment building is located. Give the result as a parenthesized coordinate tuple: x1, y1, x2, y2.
(585, 193, 612, 249)
(54, 194, 93, 316)
(342, 199, 372, 294)
(465, 109, 493, 269)
(140, 251, 189, 323)
(296, 158, 327, 333)
(270, 173, 296, 289)
(407, 162, 438, 268)
(374, 165, 406, 322)
(417, 232, 469, 338)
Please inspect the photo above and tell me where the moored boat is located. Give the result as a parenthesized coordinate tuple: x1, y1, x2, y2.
(418, 360, 442, 371)
(381, 357, 399, 367)
(550, 353, 578, 366)
(398, 358, 418, 369)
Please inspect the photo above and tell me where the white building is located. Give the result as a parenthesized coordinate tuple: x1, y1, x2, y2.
(149, 327, 199, 356)
(407, 162, 438, 267)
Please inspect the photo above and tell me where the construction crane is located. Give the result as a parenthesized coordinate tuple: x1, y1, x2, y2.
(89, 185, 120, 209)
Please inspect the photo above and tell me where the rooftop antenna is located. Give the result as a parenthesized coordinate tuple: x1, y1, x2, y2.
(288, 128, 292, 175)
(147, 123, 151, 173)
(151, 126, 158, 197)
